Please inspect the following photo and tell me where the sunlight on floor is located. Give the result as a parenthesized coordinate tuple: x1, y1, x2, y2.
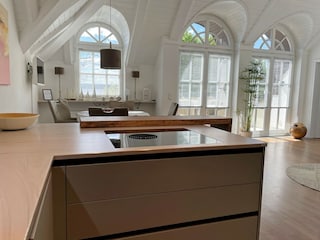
(255, 136, 301, 143)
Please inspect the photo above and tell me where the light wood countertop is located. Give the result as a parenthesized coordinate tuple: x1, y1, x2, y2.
(0, 123, 265, 240)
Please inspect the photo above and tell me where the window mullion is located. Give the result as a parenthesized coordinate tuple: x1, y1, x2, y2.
(202, 52, 209, 115)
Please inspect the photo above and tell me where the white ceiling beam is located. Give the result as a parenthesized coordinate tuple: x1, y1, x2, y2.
(169, 0, 193, 41)
(126, 0, 150, 67)
(19, 0, 81, 53)
(37, 0, 105, 61)
(27, 20, 72, 60)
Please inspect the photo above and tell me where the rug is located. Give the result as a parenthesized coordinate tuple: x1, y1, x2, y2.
(286, 163, 320, 191)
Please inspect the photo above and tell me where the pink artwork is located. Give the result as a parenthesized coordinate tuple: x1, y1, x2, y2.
(0, 3, 10, 85)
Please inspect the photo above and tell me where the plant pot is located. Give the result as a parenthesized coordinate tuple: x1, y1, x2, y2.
(239, 130, 253, 138)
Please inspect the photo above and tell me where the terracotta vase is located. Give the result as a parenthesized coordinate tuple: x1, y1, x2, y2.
(289, 123, 307, 139)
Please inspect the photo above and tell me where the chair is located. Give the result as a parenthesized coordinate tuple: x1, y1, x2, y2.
(168, 102, 179, 116)
(48, 100, 77, 123)
(88, 107, 129, 116)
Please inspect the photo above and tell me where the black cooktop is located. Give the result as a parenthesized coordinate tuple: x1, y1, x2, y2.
(106, 129, 220, 148)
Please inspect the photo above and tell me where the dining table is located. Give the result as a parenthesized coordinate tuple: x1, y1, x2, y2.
(75, 110, 150, 121)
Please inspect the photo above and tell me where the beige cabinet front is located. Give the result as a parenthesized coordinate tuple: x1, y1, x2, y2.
(65, 152, 263, 240)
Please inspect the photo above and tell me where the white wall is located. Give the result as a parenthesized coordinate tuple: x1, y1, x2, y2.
(0, 0, 32, 113)
(125, 64, 155, 101)
(305, 45, 320, 138)
(36, 47, 75, 100)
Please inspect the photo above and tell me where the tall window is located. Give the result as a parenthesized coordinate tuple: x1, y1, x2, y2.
(179, 20, 232, 116)
(78, 25, 122, 97)
(252, 28, 293, 136)
(206, 55, 231, 116)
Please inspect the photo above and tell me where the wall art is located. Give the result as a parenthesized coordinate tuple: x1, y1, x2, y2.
(0, 3, 9, 85)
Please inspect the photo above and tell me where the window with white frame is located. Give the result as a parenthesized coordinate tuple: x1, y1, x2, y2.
(179, 52, 204, 107)
(254, 29, 291, 52)
(78, 25, 122, 97)
(251, 28, 294, 136)
(179, 20, 232, 116)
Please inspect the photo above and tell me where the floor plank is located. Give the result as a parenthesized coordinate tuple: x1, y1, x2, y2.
(259, 138, 320, 239)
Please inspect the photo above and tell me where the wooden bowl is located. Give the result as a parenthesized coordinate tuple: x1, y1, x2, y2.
(0, 113, 39, 130)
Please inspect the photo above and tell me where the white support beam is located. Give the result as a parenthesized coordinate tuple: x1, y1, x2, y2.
(20, 0, 81, 53)
(28, 20, 72, 60)
(37, 0, 105, 61)
(169, 0, 193, 41)
(126, 0, 150, 67)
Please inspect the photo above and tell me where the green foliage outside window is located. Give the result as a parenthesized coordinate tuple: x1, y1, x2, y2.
(182, 31, 202, 44)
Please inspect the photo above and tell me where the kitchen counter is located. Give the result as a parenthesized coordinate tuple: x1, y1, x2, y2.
(79, 115, 233, 132)
(0, 123, 265, 240)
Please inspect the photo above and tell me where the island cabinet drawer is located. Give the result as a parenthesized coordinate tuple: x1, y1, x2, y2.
(114, 216, 258, 240)
(66, 152, 263, 204)
(67, 183, 260, 240)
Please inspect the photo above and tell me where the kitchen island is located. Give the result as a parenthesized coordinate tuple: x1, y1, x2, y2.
(0, 122, 265, 240)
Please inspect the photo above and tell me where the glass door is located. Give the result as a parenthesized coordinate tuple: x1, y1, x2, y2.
(252, 58, 292, 136)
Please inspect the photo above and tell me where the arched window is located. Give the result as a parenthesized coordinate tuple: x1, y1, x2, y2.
(78, 25, 123, 97)
(179, 19, 232, 117)
(251, 28, 294, 136)
(80, 26, 119, 45)
(182, 21, 230, 47)
(254, 29, 292, 52)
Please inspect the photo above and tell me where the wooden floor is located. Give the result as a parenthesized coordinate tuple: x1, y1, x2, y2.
(259, 138, 320, 239)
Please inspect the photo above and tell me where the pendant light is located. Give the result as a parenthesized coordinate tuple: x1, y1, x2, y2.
(100, 0, 121, 69)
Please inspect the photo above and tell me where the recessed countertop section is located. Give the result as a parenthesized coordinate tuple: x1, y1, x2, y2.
(0, 123, 265, 240)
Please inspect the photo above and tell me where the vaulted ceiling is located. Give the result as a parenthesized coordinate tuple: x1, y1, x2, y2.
(12, 0, 320, 66)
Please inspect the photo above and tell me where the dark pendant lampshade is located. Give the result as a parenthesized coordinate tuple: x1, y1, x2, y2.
(100, 0, 121, 69)
(132, 71, 140, 78)
(54, 67, 64, 75)
(100, 48, 121, 69)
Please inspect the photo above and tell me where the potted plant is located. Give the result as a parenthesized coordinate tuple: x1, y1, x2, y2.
(239, 60, 265, 137)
